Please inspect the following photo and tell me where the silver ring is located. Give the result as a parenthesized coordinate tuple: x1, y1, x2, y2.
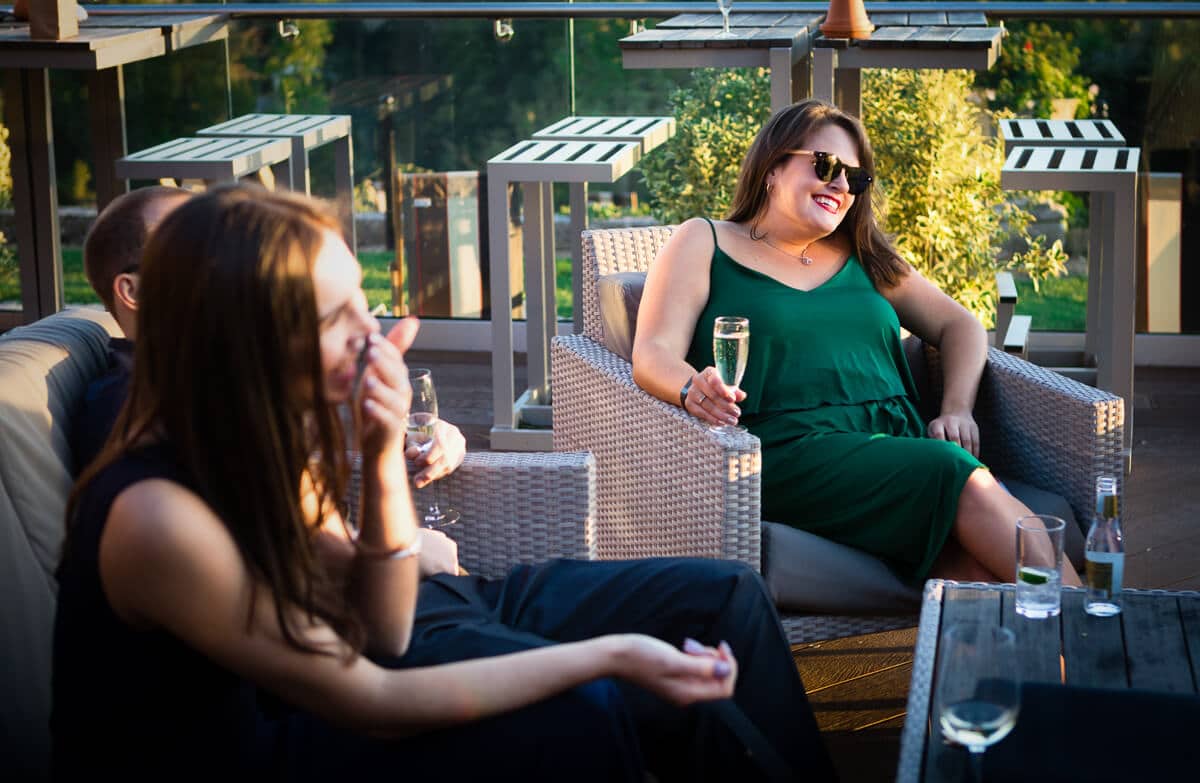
(696, 392, 707, 405)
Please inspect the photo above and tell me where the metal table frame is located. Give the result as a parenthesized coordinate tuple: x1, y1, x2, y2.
(1001, 144, 1140, 467)
(530, 115, 675, 332)
(812, 12, 1001, 117)
(486, 137, 643, 451)
(198, 113, 357, 253)
(619, 13, 822, 112)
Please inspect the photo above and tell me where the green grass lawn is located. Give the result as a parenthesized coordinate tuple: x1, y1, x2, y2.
(1013, 273, 1087, 331)
(4, 250, 1085, 333)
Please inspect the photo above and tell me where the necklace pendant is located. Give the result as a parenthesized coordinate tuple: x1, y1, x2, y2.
(799, 255, 814, 266)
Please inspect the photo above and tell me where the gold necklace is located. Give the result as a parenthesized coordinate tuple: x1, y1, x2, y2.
(759, 235, 816, 266)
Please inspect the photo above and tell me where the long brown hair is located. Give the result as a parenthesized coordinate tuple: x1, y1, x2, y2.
(69, 184, 363, 656)
(726, 99, 908, 288)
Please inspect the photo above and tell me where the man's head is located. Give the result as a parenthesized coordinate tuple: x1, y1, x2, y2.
(84, 186, 191, 339)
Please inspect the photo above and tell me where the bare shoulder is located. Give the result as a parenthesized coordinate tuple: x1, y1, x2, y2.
(655, 218, 717, 272)
(100, 478, 243, 627)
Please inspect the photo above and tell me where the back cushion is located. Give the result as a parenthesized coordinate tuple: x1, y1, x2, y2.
(597, 271, 647, 362)
(0, 307, 119, 776)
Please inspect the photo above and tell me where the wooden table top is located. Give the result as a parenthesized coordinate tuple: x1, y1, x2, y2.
(619, 13, 823, 50)
(815, 11, 998, 51)
(897, 580, 1200, 782)
(0, 13, 227, 69)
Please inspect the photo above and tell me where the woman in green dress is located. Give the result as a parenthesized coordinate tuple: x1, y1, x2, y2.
(633, 99, 1080, 587)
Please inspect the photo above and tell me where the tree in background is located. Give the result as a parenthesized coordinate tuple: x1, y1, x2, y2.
(864, 69, 1067, 326)
(640, 68, 772, 224)
(975, 22, 1092, 119)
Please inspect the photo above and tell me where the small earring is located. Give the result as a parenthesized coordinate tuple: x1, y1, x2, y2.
(766, 181, 774, 194)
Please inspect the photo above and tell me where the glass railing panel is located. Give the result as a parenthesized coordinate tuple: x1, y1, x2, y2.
(0, 5, 1196, 349)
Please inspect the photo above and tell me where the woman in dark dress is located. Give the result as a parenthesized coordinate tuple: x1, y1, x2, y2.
(633, 99, 1080, 587)
(52, 184, 834, 781)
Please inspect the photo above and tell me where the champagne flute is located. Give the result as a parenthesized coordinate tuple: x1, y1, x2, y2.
(408, 368, 460, 529)
(935, 623, 1020, 783)
(711, 316, 749, 433)
(714, 0, 735, 38)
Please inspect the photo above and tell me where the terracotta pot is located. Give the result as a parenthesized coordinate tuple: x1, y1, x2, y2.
(820, 0, 874, 40)
(28, 0, 80, 40)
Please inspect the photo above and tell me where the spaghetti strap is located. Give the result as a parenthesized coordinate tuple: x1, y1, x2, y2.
(701, 216, 719, 249)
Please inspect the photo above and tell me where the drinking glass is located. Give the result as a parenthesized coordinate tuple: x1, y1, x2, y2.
(1015, 514, 1065, 618)
(714, 0, 735, 37)
(408, 368, 460, 529)
(711, 316, 749, 434)
(935, 623, 1020, 783)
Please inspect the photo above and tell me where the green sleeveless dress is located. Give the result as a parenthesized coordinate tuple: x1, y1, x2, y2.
(685, 219, 984, 583)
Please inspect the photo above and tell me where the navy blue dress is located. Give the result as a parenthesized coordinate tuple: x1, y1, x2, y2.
(53, 445, 833, 781)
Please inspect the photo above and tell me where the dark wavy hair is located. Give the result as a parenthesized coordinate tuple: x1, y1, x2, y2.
(68, 184, 362, 657)
(726, 99, 908, 288)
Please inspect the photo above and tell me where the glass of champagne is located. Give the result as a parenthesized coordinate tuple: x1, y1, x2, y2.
(935, 623, 1020, 783)
(408, 368, 460, 529)
(714, 0, 735, 38)
(711, 316, 749, 433)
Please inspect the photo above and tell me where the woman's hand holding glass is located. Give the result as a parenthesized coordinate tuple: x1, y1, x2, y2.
(684, 366, 747, 427)
(406, 418, 466, 489)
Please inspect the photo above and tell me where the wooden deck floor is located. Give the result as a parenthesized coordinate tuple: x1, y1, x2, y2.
(408, 349, 1200, 781)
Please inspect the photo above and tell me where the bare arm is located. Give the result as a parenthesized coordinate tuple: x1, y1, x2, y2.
(632, 218, 744, 426)
(881, 266, 988, 456)
(100, 480, 736, 737)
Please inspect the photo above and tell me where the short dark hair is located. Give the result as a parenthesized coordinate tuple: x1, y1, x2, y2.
(83, 186, 189, 311)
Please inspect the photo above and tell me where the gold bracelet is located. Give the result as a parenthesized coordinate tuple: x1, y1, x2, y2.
(355, 534, 422, 561)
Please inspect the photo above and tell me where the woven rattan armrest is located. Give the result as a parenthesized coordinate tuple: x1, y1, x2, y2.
(971, 347, 1124, 525)
(551, 333, 762, 569)
(412, 451, 596, 579)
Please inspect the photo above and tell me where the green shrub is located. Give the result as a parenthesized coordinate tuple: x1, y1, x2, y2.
(863, 69, 1067, 326)
(975, 22, 1092, 119)
(640, 68, 772, 224)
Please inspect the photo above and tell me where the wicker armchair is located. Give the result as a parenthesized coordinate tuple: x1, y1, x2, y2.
(550, 225, 1125, 643)
(411, 451, 596, 578)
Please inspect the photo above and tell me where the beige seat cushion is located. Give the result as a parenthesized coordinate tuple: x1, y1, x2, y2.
(0, 307, 119, 777)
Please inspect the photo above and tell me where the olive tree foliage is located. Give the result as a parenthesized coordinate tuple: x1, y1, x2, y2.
(644, 67, 1066, 327)
(640, 68, 773, 225)
(863, 69, 1067, 326)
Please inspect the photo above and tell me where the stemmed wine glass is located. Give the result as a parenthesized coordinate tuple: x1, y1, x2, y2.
(711, 316, 749, 433)
(714, 0, 735, 38)
(935, 623, 1020, 783)
(408, 368, 460, 529)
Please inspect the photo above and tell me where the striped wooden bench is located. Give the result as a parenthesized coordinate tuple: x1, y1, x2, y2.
(1001, 144, 1140, 467)
(114, 135, 292, 190)
(530, 115, 676, 332)
(197, 113, 356, 251)
(486, 136, 644, 452)
(1000, 118, 1125, 154)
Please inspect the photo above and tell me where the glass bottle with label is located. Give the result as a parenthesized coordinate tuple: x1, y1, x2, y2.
(1085, 475, 1124, 616)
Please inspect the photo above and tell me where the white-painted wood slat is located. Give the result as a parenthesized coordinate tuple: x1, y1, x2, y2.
(532, 115, 676, 155)
(1000, 119, 1125, 153)
(198, 113, 352, 151)
(114, 136, 291, 181)
(488, 139, 641, 183)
